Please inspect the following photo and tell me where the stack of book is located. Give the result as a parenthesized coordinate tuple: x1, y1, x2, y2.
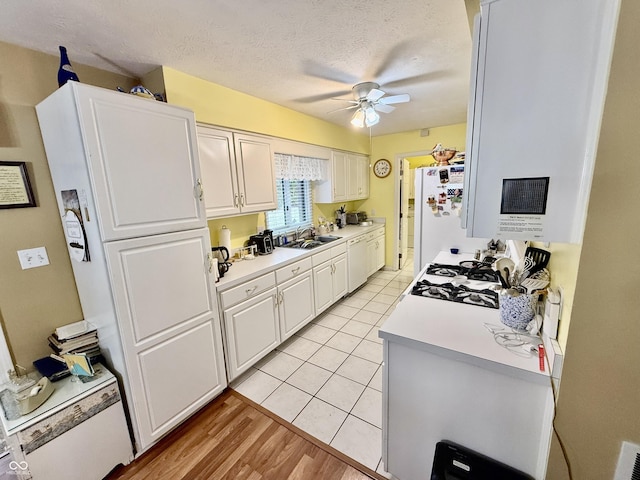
(47, 321, 102, 364)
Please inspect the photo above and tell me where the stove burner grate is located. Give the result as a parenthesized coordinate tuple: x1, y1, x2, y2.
(425, 263, 499, 283)
(411, 279, 499, 309)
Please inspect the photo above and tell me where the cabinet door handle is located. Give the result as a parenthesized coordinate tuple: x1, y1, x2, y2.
(234, 194, 239, 207)
(197, 178, 204, 201)
(274, 294, 278, 309)
(240, 193, 245, 206)
(279, 291, 284, 305)
(246, 286, 258, 296)
(291, 266, 300, 275)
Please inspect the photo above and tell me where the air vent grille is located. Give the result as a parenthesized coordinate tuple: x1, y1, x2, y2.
(614, 441, 640, 480)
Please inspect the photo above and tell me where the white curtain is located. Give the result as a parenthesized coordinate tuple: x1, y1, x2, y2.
(274, 153, 326, 181)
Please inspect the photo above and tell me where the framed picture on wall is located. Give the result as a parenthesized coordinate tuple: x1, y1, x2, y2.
(0, 161, 36, 208)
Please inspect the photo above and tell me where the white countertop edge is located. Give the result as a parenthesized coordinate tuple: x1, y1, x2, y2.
(215, 223, 385, 291)
(380, 329, 551, 386)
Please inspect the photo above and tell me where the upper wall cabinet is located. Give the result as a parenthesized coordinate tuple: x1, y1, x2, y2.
(37, 83, 206, 241)
(462, 0, 620, 243)
(315, 151, 369, 203)
(197, 125, 277, 218)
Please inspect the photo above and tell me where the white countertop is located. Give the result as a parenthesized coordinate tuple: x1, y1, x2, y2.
(215, 223, 384, 291)
(379, 251, 555, 384)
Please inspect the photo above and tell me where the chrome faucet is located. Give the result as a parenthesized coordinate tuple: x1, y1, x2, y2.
(295, 226, 313, 241)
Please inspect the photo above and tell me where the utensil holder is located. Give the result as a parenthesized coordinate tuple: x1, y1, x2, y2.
(499, 293, 537, 330)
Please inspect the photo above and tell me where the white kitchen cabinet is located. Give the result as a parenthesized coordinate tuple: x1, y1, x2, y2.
(36, 82, 226, 454)
(105, 228, 227, 448)
(221, 260, 315, 380)
(278, 270, 315, 341)
(376, 232, 385, 272)
(197, 124, 277, 218)
(314, 151, 369, 203)
(312, 244, 348, 315)
(463, 0, 620, 243)
(347, 154, 369, 200)
(366, 226, 386, 276)
(37, 82, 205, 242)
(223, 287, 280, 381)
(366, 240, 377, 278)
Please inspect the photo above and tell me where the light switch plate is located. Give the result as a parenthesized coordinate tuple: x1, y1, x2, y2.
(17, 247, 50, 269)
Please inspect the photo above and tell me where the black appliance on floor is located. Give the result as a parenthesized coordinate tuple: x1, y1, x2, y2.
(431, 441, 533, 480)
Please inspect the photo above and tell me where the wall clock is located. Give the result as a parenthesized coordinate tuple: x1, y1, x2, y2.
(373, 158, 392, 178)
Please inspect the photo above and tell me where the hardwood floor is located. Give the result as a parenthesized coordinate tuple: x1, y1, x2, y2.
(108, 389, 382, 480)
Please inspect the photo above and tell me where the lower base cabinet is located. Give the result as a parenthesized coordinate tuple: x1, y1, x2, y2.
(278, 271, 315, 341)
(222, 259, 315, 381)
(223, 288, 280, 380)
(313, 254, 348, 315)
(367, 227, 386, 277)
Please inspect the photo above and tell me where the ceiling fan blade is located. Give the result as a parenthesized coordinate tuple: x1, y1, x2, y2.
(366, 88, 386, 102)
(294, 90, 352, 103)
(329, 98, 359, 104)
(383, 70, 450, 89)
(374, 103, 395, 114)
(379, 93, 410, 104)
(301, 59, 359, 85)
(327, 105, 360, 114)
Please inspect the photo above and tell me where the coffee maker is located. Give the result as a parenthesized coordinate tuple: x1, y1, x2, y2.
(248, 229, 274, 255)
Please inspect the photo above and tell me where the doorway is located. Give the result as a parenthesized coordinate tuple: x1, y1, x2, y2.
(393, 151, 434, 272)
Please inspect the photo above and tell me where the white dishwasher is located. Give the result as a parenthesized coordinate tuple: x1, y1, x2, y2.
(347, 234, 368, 293)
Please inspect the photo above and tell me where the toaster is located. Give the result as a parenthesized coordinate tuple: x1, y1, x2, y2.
(345, 211, 367, 225)
(248, 233, 273, 255)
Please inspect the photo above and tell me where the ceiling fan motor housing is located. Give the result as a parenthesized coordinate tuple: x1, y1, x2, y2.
(352, 82, 380, 100)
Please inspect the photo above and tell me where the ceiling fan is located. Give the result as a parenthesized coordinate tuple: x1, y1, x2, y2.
(330, 82, 410, 128)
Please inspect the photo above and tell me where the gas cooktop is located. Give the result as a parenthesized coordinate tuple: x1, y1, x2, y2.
(425, 262, 499, 283)
(411, 280, 499, 309)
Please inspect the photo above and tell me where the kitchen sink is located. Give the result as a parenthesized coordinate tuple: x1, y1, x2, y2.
(281, 235, 341, 250)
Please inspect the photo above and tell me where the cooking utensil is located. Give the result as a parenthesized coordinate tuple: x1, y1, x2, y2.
(494, 257, 515, 288)
(503, 267, 512, 287)
(521, 278, 550, 293)
(525, 247, 551, 274)
(496, 270, 509, 289)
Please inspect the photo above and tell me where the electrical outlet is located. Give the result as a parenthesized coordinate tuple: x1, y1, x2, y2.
(17, 247, 50, 270)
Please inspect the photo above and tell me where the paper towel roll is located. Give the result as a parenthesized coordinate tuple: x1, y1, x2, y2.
(219, 225, 231, 251)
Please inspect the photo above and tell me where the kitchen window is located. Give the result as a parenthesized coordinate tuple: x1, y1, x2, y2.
(265, 178, 313, 233)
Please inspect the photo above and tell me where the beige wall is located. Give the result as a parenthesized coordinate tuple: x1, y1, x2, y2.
(547, 0, 640, 477)
(0, 42, 136, 368)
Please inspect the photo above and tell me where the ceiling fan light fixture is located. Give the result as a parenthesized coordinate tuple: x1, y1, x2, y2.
(350, 108, 365, 128)
(364, 106, 380, 127)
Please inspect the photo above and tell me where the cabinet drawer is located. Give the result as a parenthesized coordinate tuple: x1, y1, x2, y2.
(276, 257, 312, 283)
(312, 249, 332, 266)
(220, 272, 276, 309)
(373, 226, 385, 237)
(331, 242, 347, 256)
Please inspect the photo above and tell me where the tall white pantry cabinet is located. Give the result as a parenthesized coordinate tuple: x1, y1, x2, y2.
(36, 82, 227, 453)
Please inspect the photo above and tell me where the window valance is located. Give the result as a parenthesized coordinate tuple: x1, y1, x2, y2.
(274, 153, 326, 181)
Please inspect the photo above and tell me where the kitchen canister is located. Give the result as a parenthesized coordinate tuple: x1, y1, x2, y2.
(219, 225, 231, 252)
(499, 292, 537, 330)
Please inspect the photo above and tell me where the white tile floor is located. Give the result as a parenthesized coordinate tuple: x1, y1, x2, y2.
(232, 251, 415, 475)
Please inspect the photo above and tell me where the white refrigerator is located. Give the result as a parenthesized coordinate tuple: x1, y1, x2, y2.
(414, 165, 488, 274)
(36, 83, 227, 453)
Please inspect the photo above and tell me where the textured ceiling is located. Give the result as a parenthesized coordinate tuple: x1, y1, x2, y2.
(0, 0, 473, 135)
